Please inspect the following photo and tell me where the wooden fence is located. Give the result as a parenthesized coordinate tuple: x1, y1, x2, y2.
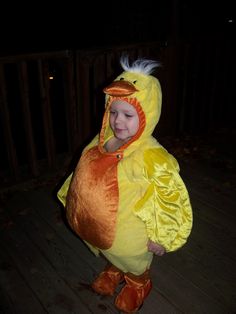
(0, 39, 234, 189)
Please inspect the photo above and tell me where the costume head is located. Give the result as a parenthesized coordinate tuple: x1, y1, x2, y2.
(99, 55, 162, 147)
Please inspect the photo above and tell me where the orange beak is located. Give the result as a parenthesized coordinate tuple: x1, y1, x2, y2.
(103, 80, 138, 97)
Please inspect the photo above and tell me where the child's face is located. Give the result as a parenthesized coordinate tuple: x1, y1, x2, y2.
(109, 100, 139, 142)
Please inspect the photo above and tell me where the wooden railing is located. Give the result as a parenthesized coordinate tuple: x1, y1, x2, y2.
(0, 42, 168, 188)
(0, 50, 75, 185)
(0, 39, 234, 189)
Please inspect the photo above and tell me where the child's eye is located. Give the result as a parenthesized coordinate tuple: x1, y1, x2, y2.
(125, 114, 133, 118)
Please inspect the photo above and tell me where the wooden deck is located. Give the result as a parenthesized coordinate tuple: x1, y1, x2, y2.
(0, 153, 235, 313)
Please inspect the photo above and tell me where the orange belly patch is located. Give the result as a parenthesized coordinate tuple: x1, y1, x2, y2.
(66, 146, 121, 249)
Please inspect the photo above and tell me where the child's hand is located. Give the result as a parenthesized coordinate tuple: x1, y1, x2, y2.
(147, 240, 166, 256)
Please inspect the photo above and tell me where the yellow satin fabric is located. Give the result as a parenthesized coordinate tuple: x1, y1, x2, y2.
(133, 148, 193, 252)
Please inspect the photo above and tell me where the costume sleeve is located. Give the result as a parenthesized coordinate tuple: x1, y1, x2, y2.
(57, 173, 73, 207)
(133, 148, 193, 252)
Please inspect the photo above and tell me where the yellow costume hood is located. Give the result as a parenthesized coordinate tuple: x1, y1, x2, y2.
(101, 60, 161, 147)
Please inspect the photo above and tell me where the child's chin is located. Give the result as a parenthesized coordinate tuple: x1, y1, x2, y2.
(116, 135, 132, 143)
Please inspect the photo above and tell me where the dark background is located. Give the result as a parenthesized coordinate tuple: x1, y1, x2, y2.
(0, 0, 235, 184)
(1, 1, 235, 56)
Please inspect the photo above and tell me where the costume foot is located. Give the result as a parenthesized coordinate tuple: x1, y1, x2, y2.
(115, 270, 152, 313)
(91, 264, 124, 296)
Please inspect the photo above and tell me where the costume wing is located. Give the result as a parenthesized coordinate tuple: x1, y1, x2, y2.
(133, 148, 193, 252)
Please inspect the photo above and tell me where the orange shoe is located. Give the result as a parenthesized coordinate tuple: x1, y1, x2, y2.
(91, 264, 124, 296)
(115, 270, 152, 313)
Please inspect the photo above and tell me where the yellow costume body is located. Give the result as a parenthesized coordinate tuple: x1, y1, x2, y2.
(57, 63, 193, 278)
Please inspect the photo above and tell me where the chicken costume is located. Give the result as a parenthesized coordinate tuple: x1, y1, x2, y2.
(57, 56, 193, 313)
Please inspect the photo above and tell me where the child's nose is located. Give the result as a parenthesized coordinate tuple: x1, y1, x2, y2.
(115, 113, 122, 123)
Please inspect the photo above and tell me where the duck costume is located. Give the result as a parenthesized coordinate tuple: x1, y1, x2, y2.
(57, 55, 193, 313)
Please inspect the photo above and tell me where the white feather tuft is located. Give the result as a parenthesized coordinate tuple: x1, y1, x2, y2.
(120, 54, 161, 75)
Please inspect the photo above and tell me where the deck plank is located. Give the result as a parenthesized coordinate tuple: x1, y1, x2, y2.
(0, 248, 46, 314)
(0, 158, 236, 313)
(0, 221, 90, 313)
(1, 192, 117, 314)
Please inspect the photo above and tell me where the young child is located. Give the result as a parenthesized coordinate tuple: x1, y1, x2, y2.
(57, 55, 193, 313)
